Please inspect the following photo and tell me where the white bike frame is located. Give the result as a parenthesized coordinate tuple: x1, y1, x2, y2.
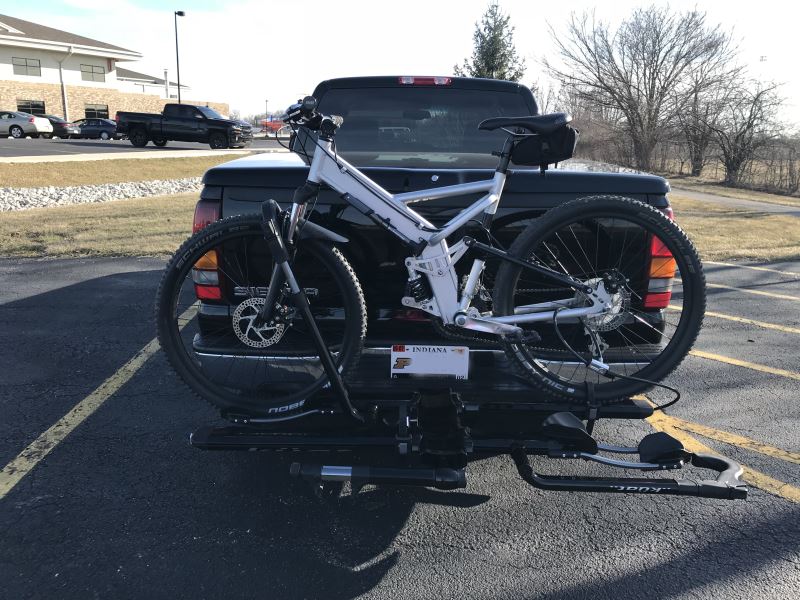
(289, 137, 608, 335)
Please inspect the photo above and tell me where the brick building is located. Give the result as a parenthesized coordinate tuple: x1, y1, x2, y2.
(0, 13, 228, 122)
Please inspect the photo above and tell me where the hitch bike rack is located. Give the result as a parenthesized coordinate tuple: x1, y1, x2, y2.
(189, 202, 747, 502)
(190, 389, 747, 501)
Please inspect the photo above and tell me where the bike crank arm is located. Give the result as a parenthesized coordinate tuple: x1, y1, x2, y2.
(463, 237, 592, 294)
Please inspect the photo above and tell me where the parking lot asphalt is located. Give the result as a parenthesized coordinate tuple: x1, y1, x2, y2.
(0, 257, 798, 599)
(0, 136, 284, 159)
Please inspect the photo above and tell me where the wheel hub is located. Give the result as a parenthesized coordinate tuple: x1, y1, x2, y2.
(581, 276, 630, 332)
(232, 297, 286, 348)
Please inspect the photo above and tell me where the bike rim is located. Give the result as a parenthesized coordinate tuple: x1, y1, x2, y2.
(506, 211, 698, 392)
(166, 229, 353, 405)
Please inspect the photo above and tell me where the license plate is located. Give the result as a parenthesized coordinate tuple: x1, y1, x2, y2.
(390, 344, 469, 379)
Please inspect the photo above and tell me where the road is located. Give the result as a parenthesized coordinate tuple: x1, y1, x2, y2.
(0, 136, 284, 158)
(0, 257, 798, 599)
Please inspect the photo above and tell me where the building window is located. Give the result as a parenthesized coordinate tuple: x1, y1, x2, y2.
(85, 104, 109, 119)
(17, 100, 46, 116)
(81, 64, 106, 82)
(12, 57, 41, 77)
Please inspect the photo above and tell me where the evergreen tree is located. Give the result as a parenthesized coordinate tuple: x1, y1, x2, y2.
(454, 2, 526, 81)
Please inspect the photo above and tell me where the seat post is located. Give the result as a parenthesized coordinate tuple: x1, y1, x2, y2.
(495, 135, 516, 174)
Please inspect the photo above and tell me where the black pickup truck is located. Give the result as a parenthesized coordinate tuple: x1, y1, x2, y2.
(195, 76, 671, 348)
(115, 104, 252, 149)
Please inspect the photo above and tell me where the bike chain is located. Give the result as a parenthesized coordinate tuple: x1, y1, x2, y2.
(428, 281, 581, 358)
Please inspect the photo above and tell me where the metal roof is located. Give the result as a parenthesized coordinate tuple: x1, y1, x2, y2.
(0, 13, 140, 56)
(116, 67, 188, 89)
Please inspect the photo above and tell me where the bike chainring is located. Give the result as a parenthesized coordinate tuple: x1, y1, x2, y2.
(232, 297, 287, 348)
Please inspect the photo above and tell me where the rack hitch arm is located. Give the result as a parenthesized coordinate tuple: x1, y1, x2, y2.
(511, 447, 747, 500)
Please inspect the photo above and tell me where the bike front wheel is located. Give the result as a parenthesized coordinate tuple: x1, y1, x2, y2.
(156, 215, 366, 416)
(492, 195, 705, 403)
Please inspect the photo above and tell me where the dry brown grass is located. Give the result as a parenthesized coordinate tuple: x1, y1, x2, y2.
(2, 192, 798, 262)
(670, 195, 800, 261)
(0, 193, 196, 257)
(668, 176, 800, 208)
(0, 155, 241, 188)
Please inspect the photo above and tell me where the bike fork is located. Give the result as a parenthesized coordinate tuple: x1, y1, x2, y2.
(260, 200, 365, 423)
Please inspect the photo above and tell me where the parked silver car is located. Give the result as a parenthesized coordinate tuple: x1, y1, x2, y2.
(0, 111, 54, 138)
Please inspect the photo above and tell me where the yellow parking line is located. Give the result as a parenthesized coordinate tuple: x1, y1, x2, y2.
(0, 306, 197, 500)
(689, 349, 800, 381)
(705, 282, 800, 302)
(645, 403, 800, 503)
(669, 417, 800, 465)
(705, 261, 800, 278)
(667, 305, 800, 335)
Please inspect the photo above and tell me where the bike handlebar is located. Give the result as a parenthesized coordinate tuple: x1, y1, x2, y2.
(283, 96, 343, 137)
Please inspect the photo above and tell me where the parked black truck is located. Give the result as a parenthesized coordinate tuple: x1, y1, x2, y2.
(190, 76, 676, 392)
(115, 104, 252, 149)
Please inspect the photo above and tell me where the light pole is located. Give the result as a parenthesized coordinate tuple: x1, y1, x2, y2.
(265, 99, 268, 119)
(174, 11, 185, 104)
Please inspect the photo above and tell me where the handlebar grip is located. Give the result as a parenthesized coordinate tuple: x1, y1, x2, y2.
(300, 96, 317, 115)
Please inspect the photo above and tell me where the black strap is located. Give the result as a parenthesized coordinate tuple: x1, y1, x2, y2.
(584, 381, 599, 435)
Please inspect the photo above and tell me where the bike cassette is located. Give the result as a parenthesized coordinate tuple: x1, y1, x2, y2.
(232, 297, 286, 348)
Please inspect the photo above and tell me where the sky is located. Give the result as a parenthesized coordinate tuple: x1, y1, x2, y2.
(5, 0, 799, 123)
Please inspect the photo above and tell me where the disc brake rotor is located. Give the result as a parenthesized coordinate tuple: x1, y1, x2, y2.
(232, 297, 286, 348)
(581, 277, 631, 332)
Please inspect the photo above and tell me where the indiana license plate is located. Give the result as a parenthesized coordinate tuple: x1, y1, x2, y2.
(390, 344, 469, 379)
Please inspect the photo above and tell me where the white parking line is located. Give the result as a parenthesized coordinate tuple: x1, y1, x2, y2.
(0, 305, 197, 500)
(705, 261, 800, 278)
(667, 305, 800, 335)
(705, 282, 800, 302)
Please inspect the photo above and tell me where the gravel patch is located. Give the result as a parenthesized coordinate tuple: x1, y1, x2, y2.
(0, 160, 637, 213)
(0, 178, 202, 211)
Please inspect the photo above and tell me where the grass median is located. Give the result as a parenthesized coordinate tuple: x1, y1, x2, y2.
(0, 193, 197, 257)
(0, 191, 798, 262)
(0, 155, 240, 188)
(670, 195, 800, 261)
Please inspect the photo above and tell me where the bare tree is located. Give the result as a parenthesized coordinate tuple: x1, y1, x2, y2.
(530, 79, 557, 114)
(455, 2, 525, 81)
(710, 80, 783, 185)
(676, 54, 742, 176)
(547, 6, 733, 171)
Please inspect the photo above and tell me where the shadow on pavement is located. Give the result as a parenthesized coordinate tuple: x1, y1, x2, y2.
(532, 504, 800, 600)
(0, 261, 490, 599)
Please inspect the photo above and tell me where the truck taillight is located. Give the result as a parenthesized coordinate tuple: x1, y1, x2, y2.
(192, 199, 222, 300)
(643, 206, 676, 309)
(193, 199, 220, 233)
(193, 249, 222, 300)
(398, 76, 452, 85)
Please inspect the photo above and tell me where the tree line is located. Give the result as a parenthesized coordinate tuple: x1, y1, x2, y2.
(457, 3, 792, 193)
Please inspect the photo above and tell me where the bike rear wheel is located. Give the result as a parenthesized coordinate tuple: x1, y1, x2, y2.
(493, 195, 705, 403)
(156, 215, 366, 416)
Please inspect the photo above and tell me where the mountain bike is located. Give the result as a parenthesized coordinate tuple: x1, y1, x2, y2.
(156, 96, 705, 417)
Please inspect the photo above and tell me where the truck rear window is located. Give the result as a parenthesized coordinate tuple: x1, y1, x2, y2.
(298, 87, 533, 169)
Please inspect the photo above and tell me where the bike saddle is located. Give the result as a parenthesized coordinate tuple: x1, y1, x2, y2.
(478, 113, 572, 135)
